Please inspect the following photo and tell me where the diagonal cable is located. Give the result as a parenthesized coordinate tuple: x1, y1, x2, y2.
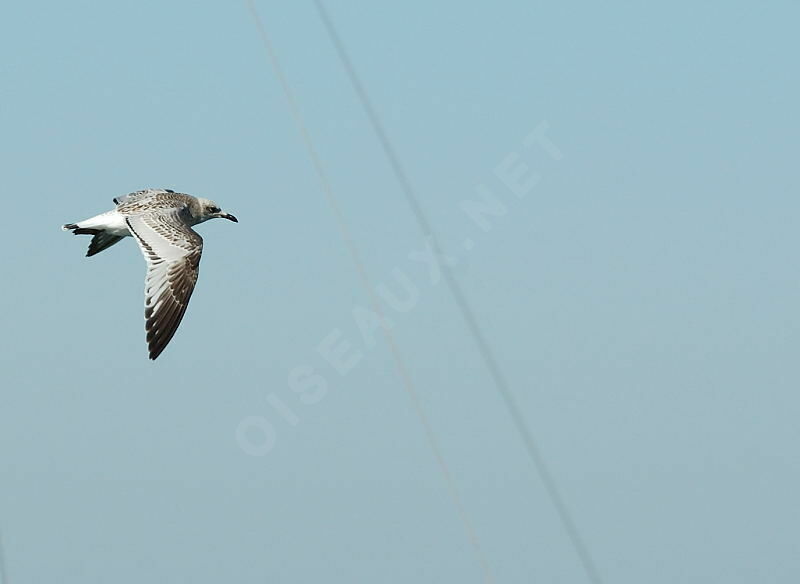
(0, 529, 9, 584)
(246, 2, 495, 582)
(311, 2, 605, 583)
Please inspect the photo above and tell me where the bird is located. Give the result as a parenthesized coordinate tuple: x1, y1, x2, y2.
(63, 189, 238, 360)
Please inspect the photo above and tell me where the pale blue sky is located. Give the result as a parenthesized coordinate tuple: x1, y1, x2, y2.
(1, 1, 799, 582)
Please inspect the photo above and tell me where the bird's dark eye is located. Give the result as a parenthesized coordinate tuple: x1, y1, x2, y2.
(208, 206, 220, 214)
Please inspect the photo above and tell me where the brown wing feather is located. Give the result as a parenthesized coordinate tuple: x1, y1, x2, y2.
(143, 248, 202, 359)
(125, 208, 203, 360)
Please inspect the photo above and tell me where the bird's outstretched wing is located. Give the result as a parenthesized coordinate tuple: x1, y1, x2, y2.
(125, 207, 203, 360)
(114, 188, 175, 206)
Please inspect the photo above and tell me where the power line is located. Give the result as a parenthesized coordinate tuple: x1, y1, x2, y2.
(245, 2, 495, 582)
(0, 528, 9, 584)
(311, 3, 605, 583)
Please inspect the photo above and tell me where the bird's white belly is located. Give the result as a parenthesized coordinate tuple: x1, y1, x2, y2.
(79, 210, 131, 237)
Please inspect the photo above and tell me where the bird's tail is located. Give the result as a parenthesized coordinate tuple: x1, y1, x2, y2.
(63, 224, 124, 257)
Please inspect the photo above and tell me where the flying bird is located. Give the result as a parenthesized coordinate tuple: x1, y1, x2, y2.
(63, 189, 238, 360)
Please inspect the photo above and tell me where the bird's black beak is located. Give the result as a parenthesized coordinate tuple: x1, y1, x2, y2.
(222, 213, 239, 223)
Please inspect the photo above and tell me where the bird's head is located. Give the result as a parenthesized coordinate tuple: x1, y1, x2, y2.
(195, 197, 238, 224)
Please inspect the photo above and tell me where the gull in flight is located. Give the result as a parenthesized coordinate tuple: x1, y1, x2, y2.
(63, 189, 238, 360)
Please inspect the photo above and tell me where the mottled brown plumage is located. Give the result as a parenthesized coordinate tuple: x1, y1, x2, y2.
(63, 189, 238, 360)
